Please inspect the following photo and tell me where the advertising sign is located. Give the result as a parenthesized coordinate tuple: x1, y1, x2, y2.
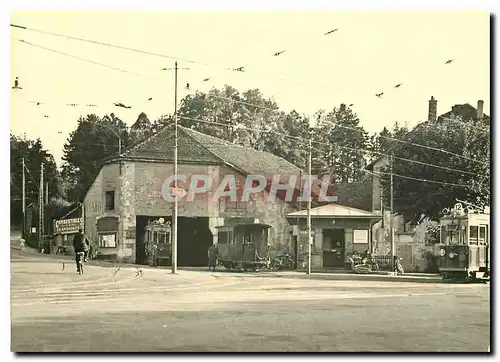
(54, 217, 83, 235)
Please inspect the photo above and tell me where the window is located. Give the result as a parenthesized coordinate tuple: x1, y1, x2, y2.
(158, 232, 166, 244)
(105, 191, 115, 211)
(479, 225, 487, 246)
(469, 226, 479, 245)
(99, 233, 117, 248)
(217, 229, 233, 244)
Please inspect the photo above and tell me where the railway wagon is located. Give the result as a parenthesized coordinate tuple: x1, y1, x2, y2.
(216, 223, 271, 271)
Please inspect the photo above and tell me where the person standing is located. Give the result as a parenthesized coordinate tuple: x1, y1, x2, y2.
(208, 243, 219, 271)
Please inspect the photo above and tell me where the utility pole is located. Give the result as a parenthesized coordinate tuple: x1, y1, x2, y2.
(389, 153, 395, 274)
(171, 61, 179, 274)
(39, 162, 44, 245)
(22, 157, 25, 238)
(118, 137, 122, 155)
(45, 182, 49, 204)
(306, 137, 312, 275)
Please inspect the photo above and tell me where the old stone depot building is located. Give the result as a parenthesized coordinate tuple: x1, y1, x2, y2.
(83, 124, 310, 266)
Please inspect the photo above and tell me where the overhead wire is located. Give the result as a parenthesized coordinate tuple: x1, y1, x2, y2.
(11, 23, 490, 176)
(177, 115, 488, 177)
(17, 39, 156, 80)
(12, 24, 488, 136)
(11, 22, 467, 105)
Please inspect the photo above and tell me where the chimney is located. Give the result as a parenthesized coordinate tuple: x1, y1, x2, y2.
(477, 100, 484, 120)
(428, 96, 437, 122)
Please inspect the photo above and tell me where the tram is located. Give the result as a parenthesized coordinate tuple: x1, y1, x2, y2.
(144, 218, 172, 267)
(437, 203, 490, 281)
(215, 223, 272, 271)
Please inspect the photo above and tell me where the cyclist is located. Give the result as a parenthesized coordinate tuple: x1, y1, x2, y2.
(73, 229, 86, 274)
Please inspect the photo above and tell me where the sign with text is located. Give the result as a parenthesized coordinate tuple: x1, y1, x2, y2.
(54, 218, 83, 235)
(353, 230, 368, 244)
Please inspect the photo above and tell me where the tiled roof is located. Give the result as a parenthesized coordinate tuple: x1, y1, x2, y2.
(287, 203, 381, 218)
(181, 127, 301, 175)
(120, 124, 222, 164)
(121, 124, 301, 175)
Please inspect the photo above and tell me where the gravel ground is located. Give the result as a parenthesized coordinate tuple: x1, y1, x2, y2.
(11, 250, 490, 352)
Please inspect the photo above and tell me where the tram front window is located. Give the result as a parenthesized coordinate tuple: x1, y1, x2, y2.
(158, 232, 166, 244)
(442, 226, 462, 245)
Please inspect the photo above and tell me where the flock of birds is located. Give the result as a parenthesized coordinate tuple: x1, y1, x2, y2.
(12, 25, 457, 113)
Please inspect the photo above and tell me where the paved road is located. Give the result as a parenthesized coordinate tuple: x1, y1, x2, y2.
(11, 250, 490, 352)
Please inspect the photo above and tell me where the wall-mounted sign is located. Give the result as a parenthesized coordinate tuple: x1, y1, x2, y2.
(54, 218, 83, 235)
(353, 230, 368, 244)
(100, 233, 117, 248)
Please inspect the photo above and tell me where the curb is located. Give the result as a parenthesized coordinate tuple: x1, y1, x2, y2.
(266, 272, 443, 284)
(11, 248, 445, 284)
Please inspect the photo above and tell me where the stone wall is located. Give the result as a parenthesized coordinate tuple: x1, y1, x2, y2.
(84, 160, 296, 263)
(83, 163, 121, 242)
(119, 161, 136, 262)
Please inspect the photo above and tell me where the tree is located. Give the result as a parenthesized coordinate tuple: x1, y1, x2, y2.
(368, 126, 393, 162)
(61, 113, 130, 201)
(177, 85, 285, 148)
(129, 112, 153, 145)
(380, 118, 490, 222)
(266, 110, 310, 170)
(315, 104, 369, 183)
(10, 134, 60, 226)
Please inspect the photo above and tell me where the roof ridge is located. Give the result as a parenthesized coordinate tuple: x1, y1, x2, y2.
(178, 125, 228, 165)
(180, 125, 301, 171)
(121, 121, 174, 158)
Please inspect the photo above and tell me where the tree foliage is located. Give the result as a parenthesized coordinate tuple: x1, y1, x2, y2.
(61, 113, 130, 201)
(380, 118, 490, 222)
(10, 134, 60, 225)
(313, 104, 369, 182)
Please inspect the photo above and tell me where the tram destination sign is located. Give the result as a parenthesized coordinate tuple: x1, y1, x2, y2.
(54, 217, 83, 235)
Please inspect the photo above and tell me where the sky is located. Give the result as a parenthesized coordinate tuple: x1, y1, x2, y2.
(10, 11, 490, 167)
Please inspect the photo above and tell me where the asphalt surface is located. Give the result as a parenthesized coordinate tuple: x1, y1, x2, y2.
(11, 249, 490, 352)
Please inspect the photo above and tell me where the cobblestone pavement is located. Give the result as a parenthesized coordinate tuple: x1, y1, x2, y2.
(11, 250, 490, 352)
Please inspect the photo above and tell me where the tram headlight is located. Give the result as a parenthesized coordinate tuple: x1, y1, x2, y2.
(448, 252, 456, 259)
(438, 249, 446, 257)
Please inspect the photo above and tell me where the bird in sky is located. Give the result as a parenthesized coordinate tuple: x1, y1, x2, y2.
(324, 28, 339, 35)
(376, 93, 384, 98)
(274, 50, 286, 56)
(186, 83, 190, 90)
(445, 59, 454, 64)
(86, 104, 98, 107)
(394, 83, 402, 88)
(234, 67, 245, 72)
(67, 103, 79, 107)
(57, 131, 63, 134)
(43, 115, 49, 118)
(348, 104, 354, 107)
(114, 102, 131, 109)
(29, 101, 45, 106)
(202, 78, 211, 82)
(147, 97, 153, 101)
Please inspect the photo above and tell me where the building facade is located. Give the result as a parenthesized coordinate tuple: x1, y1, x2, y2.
(83, 125, 307, 265)
(286, 204, 382, 271)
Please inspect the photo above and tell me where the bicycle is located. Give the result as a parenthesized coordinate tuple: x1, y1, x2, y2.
(76, 251, 85, 275)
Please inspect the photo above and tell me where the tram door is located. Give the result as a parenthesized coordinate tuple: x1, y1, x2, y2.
(242, 231, 256, 263)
